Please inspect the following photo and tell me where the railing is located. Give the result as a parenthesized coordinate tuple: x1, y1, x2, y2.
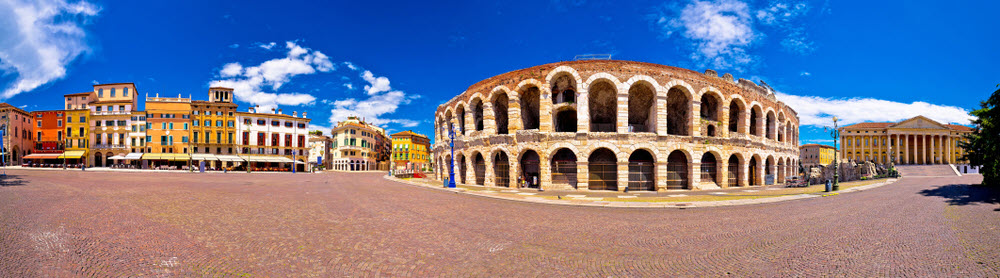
(551, 161, 577, 188)
(494, 159, 509, 187)
(628, 162, 655, 191)
(666, 163, 688, 190)
(590, 123, 615, 132)
(701, 161, 717, 184)
(588, 162, 618, 191)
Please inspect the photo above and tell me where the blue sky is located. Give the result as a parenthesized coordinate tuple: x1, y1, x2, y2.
(1, 0, 996, 145)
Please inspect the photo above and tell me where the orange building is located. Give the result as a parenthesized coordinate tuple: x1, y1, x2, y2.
(144, 95, 192, 168)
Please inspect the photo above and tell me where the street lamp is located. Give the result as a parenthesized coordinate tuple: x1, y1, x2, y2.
(824, 116, 840, 191)
(446, 124, 457, 188)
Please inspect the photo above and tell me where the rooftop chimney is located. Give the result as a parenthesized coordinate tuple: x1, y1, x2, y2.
(303, 112, 307, 118)
(292, 111, 297, 117)
(278, 108, 282, 115)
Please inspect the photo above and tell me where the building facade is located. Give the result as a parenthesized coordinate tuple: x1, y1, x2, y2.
(190, 87, 238, 168)
(235, 107, 311, 171)
(25, 110, 67, 164)
(308, 134, 331, 170)
(799, 144, 835, 168)
(0, 103, 35, 165)
(89, 83, 138, 167)
(391, 130, 431, 171)
(433, 60, 800, 191)
(839, 116, 971, 165)
(144, 95, 192, 167)
(330, 116, 390, 171)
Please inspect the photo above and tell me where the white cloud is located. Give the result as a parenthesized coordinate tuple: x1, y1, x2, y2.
(361, 70, 391, 95)
(654, 0, 758, 72)
(342, 83, 354, 90)
(0, 0, 100, 99)
(257, 42, 277, 50)
(799, 71, 810, 76)
(329, 70, 420, 127)
(776, 92, 972, 127)
(780, 28, 814, 54)
(343, 61, 358, 71)
(228, 43, 239, 48)
(756, 1, 809, 25)
(210, 41, 331, 108)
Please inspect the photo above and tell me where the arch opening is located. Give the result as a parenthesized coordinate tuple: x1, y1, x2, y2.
(493, 93, 509, 134)
(701, 152, 719, 186)
(456, 105, 466, 135)
(551, 148, 578, 188)
(472, 99, 484, 131)
(700, 92, 721, 121)
(458, 155, 467, 184)
(474, 153, 486, 185)
(521, 150, 541, 189)
(628, 149, 655, 191)
(729, 100, 744, 133)
(628, 82, 655, 133)
(766, 111, 776, 140)
(588, 80, 617, 132)
(728, 155, 742, 187)
(588, 148, 617, 191)
(750, 106, 762, 137)
(520, 86, 540, 130)
(667, 87, 690, 135)
(551, 73, 577, 104)
(494, 152, 510, 187)
(666, 150, 688, 189)
(749, 156, 759, 186)
(765, 156, 775, 185)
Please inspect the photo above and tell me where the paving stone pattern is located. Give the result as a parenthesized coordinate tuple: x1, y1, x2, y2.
(0, 170, 997, 276)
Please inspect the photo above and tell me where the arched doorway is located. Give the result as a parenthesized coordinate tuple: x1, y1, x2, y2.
(766, 111, 776, 140)
(494, 152, 509, 187)
(551, 148, 577, 188)
(520, 86, 540, 130)
(777, 158, 786, 183)
(628, 82, 655, 133)
(750, 106, 762, 137)
(588, 80, 616, 132)
(493, 93, 509, 134)
(728, 154, 742, 187)
(458, 155, 467, 184)
(474, 153, 486, 185)
(588, 148, 617, 191)
(95, 152, 103, 167)
(628, 149, 655, 191)
(551, 73, 577, 104)
(765, 156, 775, 185)
(472, 98, 484, 131)
(749, 156, 759, 186)
(701, 152, 719, 186)
(666, 150, 688, 189)
(456, 105, 466, 135)
(521, 150, 541, 188)
(667, 87, 690, 135)
(729, 99, 744, 133)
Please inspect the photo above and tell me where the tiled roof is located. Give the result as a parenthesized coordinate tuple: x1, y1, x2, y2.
(799, 144, 835, 149)
(841, 122, 892, 129)
(946, 124, 973, 131)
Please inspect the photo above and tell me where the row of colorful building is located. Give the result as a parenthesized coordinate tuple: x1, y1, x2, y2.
(0, 82, 432, 172)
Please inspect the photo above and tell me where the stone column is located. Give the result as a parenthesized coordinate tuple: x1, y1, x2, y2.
(921, 134, 927, 164)
(719, 158, 729, 187)
(484, 154, 495, 187)
(691, 156, 701, 189)
(576, 161, 589, 190)
(656, 91, 668, 136)
(539, 88, 554, 133)
(576, 90, 589, 133)
(945, 135, 951, 164)
(690, 100, 701, 137)
(905, 134, 911, 164)
(655, 162, 668, 191)
(539, 158, 551, 190)
(483, 101, 496, 135)
(463, 108, 473, 136)
(617, 87, 629, 134)
(509, 93, 523, 132)
(617, 161, 629, 192)
(931, 135, 937, 164)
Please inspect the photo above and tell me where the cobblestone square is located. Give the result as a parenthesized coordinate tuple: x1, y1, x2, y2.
(1, 169, 998, 276)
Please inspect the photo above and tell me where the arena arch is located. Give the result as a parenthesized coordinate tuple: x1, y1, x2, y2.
(588, 79, 617, 132)
(727, 153, 744, 187)
(728, 97, 746, 134)
(627, 149, 656, 191)
(550, 148, 578, 188)
(701, 151, 720, 186)
(494, 151, 510, 187)
(517, 83, 541, 130)
(749, 154, 761, 186)
(750, 105, 763, 137)
(471, 98, 484, 131)
(492, 92, 509, 134)
(520, 149, 541, 188)
(550, 71, 578, 104)
(666, 86, 691, 136)
(666, 150, 689, 189)
(458, 154, 467, 184)
(765, 155, 775, 184)
(628, 81, 656, 133)
(766, 110, 776, 140)
(554, 106, 578, 132)
(588, 148, 618, 191)
(455, 104, 466, 135)
(473, 152, 486, 185)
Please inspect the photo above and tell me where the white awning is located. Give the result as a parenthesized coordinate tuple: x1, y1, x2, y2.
(109, 155, 126, 160)
(124, 153, 143, 160)
(216, 155, 246, 162)
(191, 154, 219, 161)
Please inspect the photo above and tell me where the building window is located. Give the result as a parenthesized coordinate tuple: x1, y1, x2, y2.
(271, 121, 279, 126)
(98, 88, 103, 97)
(37, 121, 41, 127)
(123, 87, 129, 96)
(110, 88, 116, 97)
(193, 120, 199, 127)
(228, 121, 234, 127)
(216, 120, 222, 127)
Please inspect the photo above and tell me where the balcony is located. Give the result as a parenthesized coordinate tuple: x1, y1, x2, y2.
(91, 111, 131, 116)
(93, 144, 128, 149)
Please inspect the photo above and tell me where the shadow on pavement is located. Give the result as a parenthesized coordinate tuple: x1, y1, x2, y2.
(919, 183, 1000, 209)
(0, 174, 28, 187)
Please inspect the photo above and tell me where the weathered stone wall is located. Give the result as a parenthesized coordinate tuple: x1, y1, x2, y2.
(432, 60, 800, 191)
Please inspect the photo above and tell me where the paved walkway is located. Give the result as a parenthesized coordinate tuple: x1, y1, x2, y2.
(0, 169, 996, 276)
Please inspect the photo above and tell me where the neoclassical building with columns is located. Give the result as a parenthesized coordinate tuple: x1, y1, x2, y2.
(432, 60, 800, 191)
(839, 116, 971, 165)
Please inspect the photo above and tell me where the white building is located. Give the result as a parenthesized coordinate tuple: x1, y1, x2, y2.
(235, 107, 311, 172)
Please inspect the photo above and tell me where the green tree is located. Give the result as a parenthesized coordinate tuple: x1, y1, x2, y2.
(309, 130, 324, 136)
(959, 85, 1000, 186)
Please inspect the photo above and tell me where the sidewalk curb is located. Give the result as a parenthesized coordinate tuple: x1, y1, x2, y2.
(384, 176, 899, 209)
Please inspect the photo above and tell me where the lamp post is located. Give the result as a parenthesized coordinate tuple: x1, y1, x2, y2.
(825, 116, 841, 191)
(447, 125, 456, 188)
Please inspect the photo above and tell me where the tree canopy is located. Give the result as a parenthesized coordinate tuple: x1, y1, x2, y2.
(959, 85, 1000, 186)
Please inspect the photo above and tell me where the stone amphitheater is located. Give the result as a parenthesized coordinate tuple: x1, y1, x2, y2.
(433, 60, 800, 191)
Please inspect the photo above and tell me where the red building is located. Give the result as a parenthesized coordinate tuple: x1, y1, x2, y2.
(23, 110, 67, 164)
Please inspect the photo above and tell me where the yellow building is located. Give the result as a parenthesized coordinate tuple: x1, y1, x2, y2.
(191, 87, 238, 168)
(839, 116, 972, 165)
(144, 94, 192, 168)
(799, 144, 835, 167)
(391, 130, 430, 171)
(63, 92, 93, 165)
(89, 83, 138, 167)
(330, 116, 387, 171)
